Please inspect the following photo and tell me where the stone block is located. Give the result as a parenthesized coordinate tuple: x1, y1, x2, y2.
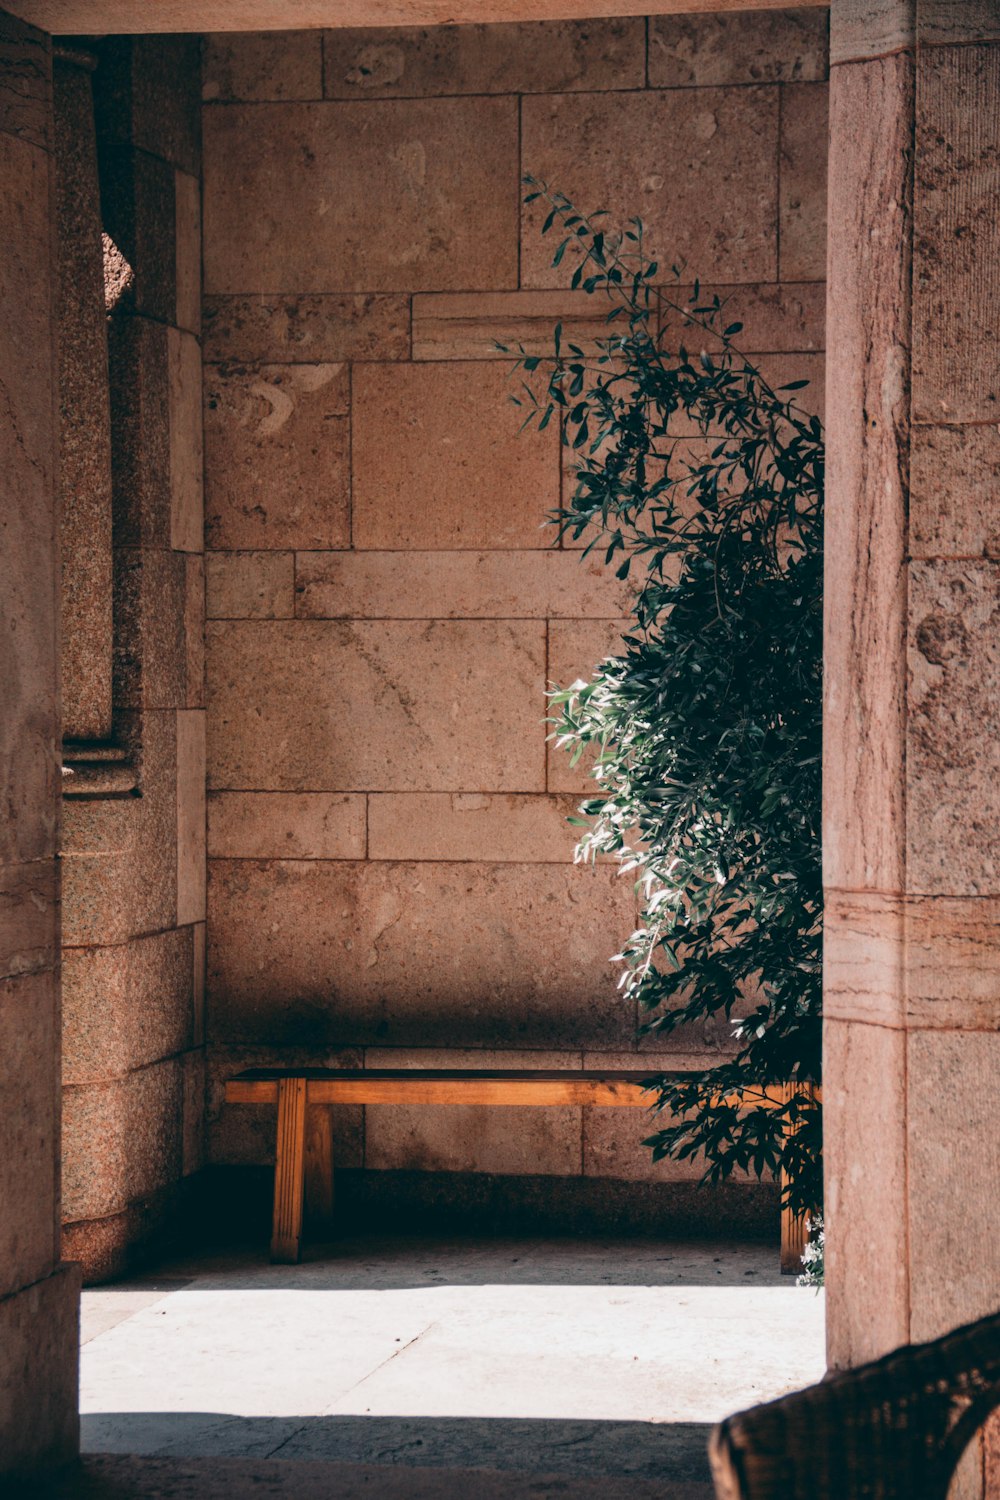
(207, 791, 366, 859)
(656, 281, 827, 354)
(547, 619, 631, 793)
(323, 18, 644, 99)
(910, 423, 1000, 559)
(0, 132, 59, 870)
(169, 326, 204, 552)
(202, 293, 410, 364)
(521, 88, 779, 289)
(61, 1056, 184, 1222)
(182, 1048, 205, 1175)
(823, 53, 912, 894)
(0, 859, 58, 980)
(202, 31, 323, 102)
(0, 1261, 80, 1478)
(113, 546, 187, 710)
(830, 0, 915, 65)
(907, 560, 1000, 895)
(175, 168, 200, 335)
(907, 1029, 1000, 1342)
(295, 549, 631, 620)
(412, 289, 626, 362)
(649, 9, 828, 89)
(912, 44, 1000, 424)
(192, 921, 206, 1047)
(206, 619, 547, 793)
(95, 35, 201, 175)
(0, 972, 58, 1293)
(207, 858, 634, 1049)
(176, 709, 206, 926)
(823, 1018, 909, 1369)
(823, 889, 905, 1028)
(779, 82, 828, 282)
(206, 551, 295, 618)
(108, 314, 170, 548)
(920, 0, 1000, 45)
(582, 1107, 750, 1183)
(203, 97, 517, 294)
(352, 362, 559, 550)
(204, 362, 350, 550)
(185, 554, 205, 708)
(62, 926, 193, 1085)
(368, 793, 584, 862)
(0, 10, 50, 151)
(904, 894, 1000, 1031)
(206, 1043, 363, 1168)
(98, 144, 176, 324)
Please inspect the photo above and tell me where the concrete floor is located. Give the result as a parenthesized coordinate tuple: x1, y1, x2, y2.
(73, 1234, 825, 1496)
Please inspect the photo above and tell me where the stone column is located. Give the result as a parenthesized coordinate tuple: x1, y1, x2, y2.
(0, 8, 80, 1479)
(825, 0, 1000, 1419)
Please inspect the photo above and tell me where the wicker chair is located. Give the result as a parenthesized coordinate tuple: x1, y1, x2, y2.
(709, 1308, 1000, 1499)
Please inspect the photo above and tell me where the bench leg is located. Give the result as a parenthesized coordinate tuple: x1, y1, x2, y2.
(780, 1169, 808, 1275)
(271, 1077, 307, 1263)
(305, 1103, 335, 1233)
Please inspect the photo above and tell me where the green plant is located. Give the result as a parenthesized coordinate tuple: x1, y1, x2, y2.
(797, 1213, 825, 1290)
(505, 180, 823, 1218)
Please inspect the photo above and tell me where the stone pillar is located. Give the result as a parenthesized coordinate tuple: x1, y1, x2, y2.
(825, 0, 1000, 1421)
(0, 8, 80, 1479)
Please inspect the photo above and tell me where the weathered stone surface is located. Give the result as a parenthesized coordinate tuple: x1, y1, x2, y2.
(295, 550, 631, 620)
(779, 82, 828, 282)
(547, 619, 631, 793)
(910, 423, 1000, 559)
(904, 894, 1000, 1031)
(62, 1057, 184, 1222)
(174, 168, 200, 335)
(0, 1261, 80, 1476)
(62, 926, 194, 1084)
(98, 144, 176, 324)
(521, 88, 779, 288)
(830, 0, 915, 66)
(207, 792, 366, 859)
(656, 280, 826, 354)
(912, 43, 1000, 425)
(823, 53, 912, 893)
(823, 889, 905, 1029)
(582, 1106, 753, 1184)
(114, 547, 187, 710)
(108, 314, 171, 547)
(203, 293, 410, 364)
(0, 9, 50, 151)
(207, 859, 634, 1048)
(185, 554, 205, 708)
(0, 132, 59, 870)
(95, 35, 201, 176)
(0, 972, 58, 1292)
(176, 709, 206, 926)
(921, 0, 1000, 45)
(206, 620, 546, 792)
(649, 9, 828, 89)
(203, 97, 518, 294)
(204, 362, 350, 550)
(206, 551, 295, 618)
(823, 1018, 909, 1369)
(206, 1043, 363, 1168)
(908, 560, 1000, 895)
(168, 326, 203, 552)
(54, 55, 114, 742)
(192, 921, 206, 1047)
(412, 289, 627, 362)
(368, 793, 583, 862)
(202, 30, 323, 102)
(0, 859, 58, 980)
(181, 1048, 205, 1176)
(352, 362, 559, 550)
(323, 18, 644, 99)
(907, 1029, 1000, 1343)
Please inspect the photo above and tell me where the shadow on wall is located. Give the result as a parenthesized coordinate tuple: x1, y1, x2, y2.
(80, 1413, 714, 1483)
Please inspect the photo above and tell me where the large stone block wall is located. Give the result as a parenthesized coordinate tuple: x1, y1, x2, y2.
(201, 11, 829, 1218)
(59, 35, 207, 1283)
(0, 8, 80, 1475)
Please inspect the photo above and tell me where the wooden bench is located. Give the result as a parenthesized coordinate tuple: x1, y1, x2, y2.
(224, 1068, 814, 1268)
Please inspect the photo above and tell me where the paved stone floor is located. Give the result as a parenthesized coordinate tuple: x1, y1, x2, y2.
(71, 1235, 825, 1498)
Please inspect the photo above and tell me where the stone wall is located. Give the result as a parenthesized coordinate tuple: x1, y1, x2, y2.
(0, 7, 80, 1475)
(201, 11, 829, 1223)
(58, 35, 207, 1283)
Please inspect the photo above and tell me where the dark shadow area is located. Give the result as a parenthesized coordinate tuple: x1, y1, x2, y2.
(80, 1413, 714, 1483)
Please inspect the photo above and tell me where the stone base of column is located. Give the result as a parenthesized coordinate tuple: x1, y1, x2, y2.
(0, 1262, 81, 1478)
